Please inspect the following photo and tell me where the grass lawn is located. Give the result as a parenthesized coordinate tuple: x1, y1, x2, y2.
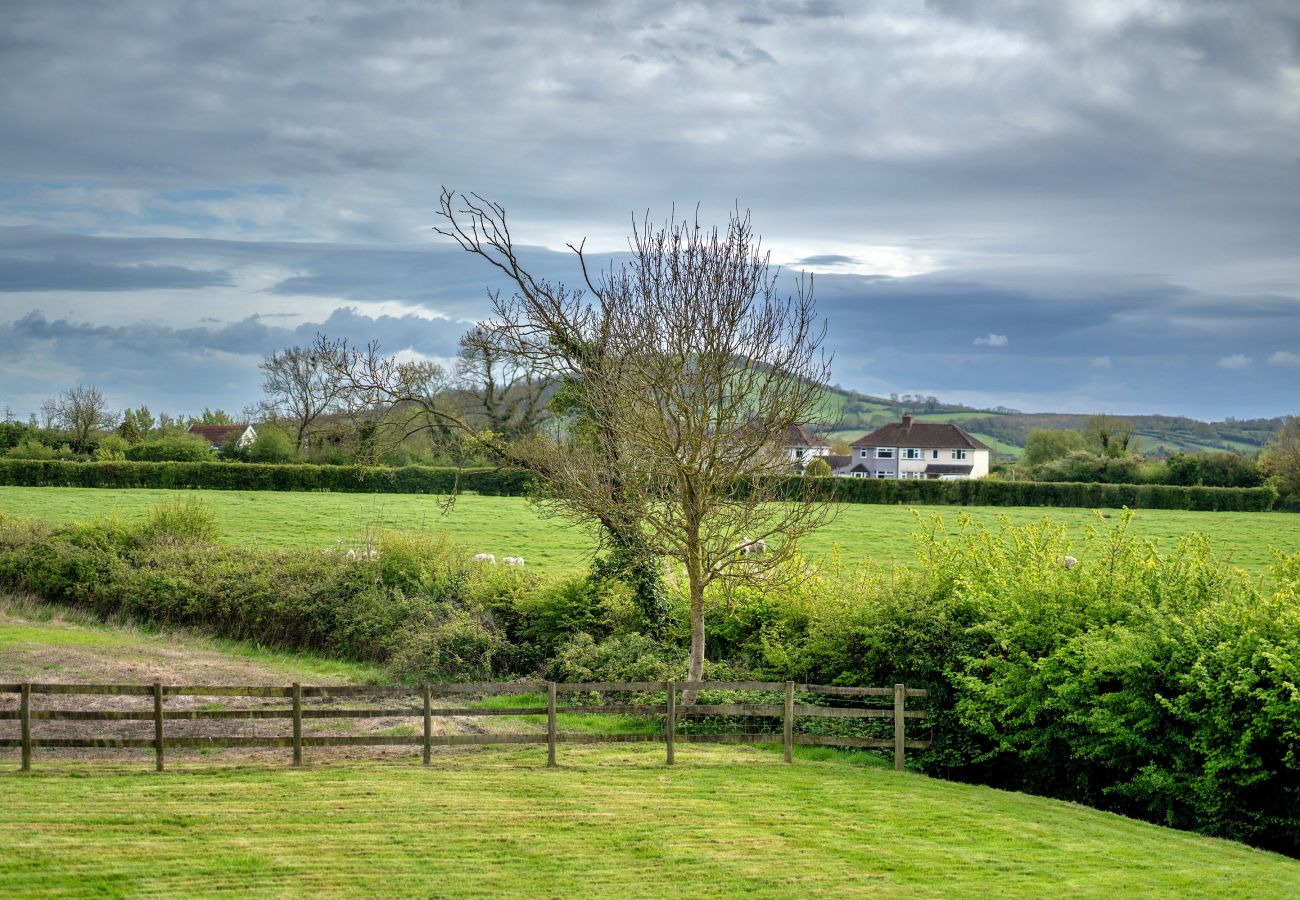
(4, 485, 1298, 576)
(2, 748, 1298, 897)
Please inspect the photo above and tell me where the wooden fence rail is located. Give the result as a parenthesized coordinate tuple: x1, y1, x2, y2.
(0, 680, 930, 773)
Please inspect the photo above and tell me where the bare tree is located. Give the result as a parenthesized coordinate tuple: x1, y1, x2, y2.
(259, 346, 344, 453)
(455, 325, 550, 439)
(49, 385, 116, 447)
(435, 191, 835, 693)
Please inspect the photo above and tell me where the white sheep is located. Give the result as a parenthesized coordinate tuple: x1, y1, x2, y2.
(473, 553, 496, 564)
(739, 538, 766, 556)
(1060, 555, 1077, 570)
(502, 556, 525, 566)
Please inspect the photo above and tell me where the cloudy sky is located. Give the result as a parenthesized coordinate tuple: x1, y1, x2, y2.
(2, 0, 1298, 421)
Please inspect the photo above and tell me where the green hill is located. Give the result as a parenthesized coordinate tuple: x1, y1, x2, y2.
(816, 384, 1286, 458)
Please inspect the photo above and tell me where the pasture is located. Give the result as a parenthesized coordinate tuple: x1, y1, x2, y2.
(3, 485, 1298, 575)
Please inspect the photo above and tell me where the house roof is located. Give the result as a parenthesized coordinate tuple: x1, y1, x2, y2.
(925, 463, 974, 475)
(850, 418, 991, 451)
(783, 424, 828, 448)
(845, 462, 874, 473)
(186, 424, 250, 444)
(824, 454, 851, 470)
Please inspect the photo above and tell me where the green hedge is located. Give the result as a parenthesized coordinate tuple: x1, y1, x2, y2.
(0, 459, 1278, 511)
(0, 459, 535, 496)
(789, 476, 1277, 511)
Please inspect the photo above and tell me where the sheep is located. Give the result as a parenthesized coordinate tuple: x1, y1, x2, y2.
(738, 538, 766, 556)
(473, 553, 496, 564)
(502, 556, 525, 566)
(1060, 555, 1077, 570)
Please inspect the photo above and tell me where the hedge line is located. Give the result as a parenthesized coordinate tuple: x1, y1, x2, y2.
(0, 459, 534, 495)
(801, 475, 1277, 511)
(0, 459, 1278, 511)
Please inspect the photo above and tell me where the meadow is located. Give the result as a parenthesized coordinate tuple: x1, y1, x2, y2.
(3, 485, 1298, 575)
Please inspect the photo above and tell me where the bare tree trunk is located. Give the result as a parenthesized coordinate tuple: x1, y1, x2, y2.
(683, 527, 706, 705)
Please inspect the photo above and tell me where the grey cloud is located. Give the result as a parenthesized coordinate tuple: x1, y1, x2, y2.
(795, 254, 858, 267)
(0, 259, 231, 292)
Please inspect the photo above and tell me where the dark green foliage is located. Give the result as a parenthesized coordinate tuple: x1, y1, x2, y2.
(0, 459, 536, 494)
(1163, 452, 1262, 488)
(125, 435, 216, 462)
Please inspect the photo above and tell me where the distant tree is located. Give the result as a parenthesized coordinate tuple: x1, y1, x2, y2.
(455, 325, 549, 439)
(1164, 452, 1261, 488)
(118, 406, 155, 442)
(49, 385, 116, 449)
(1260, 416, 1300, 503)
(259, 346, 343, 453)
(1023, 428, 1085, 466)
(189, 408, 235, 426)
(1085, 414, 1138, 458)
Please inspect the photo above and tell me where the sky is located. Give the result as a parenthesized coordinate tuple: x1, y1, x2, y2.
(2, 0, 1298, 422)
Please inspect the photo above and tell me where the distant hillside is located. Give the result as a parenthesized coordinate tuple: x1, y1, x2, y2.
(814, 384, 1285, 458)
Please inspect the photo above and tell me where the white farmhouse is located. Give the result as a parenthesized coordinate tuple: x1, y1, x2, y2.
(840, 415, 991, 480)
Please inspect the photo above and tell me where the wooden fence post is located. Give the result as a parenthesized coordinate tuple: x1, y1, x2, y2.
(422, 683, 432, 766)
(784, 681, 794, 764)
(546, 682, 557, 767)
(665, 680, 676, 766)
(291, 683, 303, 767)
(893, 683, 905, 772)
(19, 683, 31, 772)
(153, 682, 165, 772)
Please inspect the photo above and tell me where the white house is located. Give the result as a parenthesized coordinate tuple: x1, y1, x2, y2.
(840, 415, 991, 480)
(782, 424, 832, 468)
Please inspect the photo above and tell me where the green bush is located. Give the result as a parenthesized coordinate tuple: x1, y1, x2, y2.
(248, 426, 296, 463)
(125, 435, 216, 462)
(137, 496, 219, 545)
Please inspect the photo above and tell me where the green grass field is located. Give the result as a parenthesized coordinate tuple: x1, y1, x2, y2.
(4, 485, 1298, 576)
(3, 749, 1298, 897)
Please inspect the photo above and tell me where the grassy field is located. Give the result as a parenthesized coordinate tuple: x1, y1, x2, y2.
(3, 748, 1299, 897)
(4, 485, 1298, 576)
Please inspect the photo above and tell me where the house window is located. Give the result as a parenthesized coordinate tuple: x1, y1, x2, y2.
(902, 448, 922, 459)
(875, 448, 894, 459)
(859, 449, 869, 459)
(952, 449, 968, 460)
(876, 470, 893, 478)
(931, 450, 940, 460)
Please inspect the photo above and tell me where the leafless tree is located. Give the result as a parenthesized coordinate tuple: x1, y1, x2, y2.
(49, 385, 116, 447)
(259, 346, 345, 454)
(455, 325, 550, 439)
(435, 190, 835, 695)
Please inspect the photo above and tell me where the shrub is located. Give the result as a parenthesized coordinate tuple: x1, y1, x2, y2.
(125, 435, 216, 462)
(804, 458, 832, 477)
(137, 496, 219, 545)
(248, 426, 296, 463)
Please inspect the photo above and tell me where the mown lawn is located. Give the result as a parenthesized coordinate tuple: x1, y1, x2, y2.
(4, 485, 1298, 575)
(2, 747, 1298, 897)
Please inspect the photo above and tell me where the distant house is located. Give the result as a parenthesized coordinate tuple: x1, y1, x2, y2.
(841, 415, 990, 480)
(783, 425, 831, 468)
(187, 423, 257, 451)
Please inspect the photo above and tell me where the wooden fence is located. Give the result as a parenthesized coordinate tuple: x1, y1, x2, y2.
(0, 680, 929, 772)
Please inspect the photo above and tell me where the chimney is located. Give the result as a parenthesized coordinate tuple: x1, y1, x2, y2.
(901, 413, 914, 429)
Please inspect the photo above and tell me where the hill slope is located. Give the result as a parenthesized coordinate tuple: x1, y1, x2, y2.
(817, 383, 1285, 457)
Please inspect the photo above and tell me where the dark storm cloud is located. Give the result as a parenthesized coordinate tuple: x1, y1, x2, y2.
(0, 1, 1298, 417)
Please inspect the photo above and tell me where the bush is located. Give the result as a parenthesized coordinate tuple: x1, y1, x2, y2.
(804, 458, 832, 477)
(248, 426, 295, 463)
(125, 435, 216, 462)
(137, 496, 219, 545)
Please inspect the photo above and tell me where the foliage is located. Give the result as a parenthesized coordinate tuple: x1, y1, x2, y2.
(804, 457, 832, 477)
(1163, 451, 1262, 488)
(1261, 415, 1300, 509)
(248, 425, 296, 463)
(1023, 427, 1085, 465)
(125, 434, 216, 462)
(137, 495, 219, 545)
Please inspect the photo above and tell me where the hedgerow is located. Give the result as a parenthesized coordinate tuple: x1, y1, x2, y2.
(0, 458, 1279, 510)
